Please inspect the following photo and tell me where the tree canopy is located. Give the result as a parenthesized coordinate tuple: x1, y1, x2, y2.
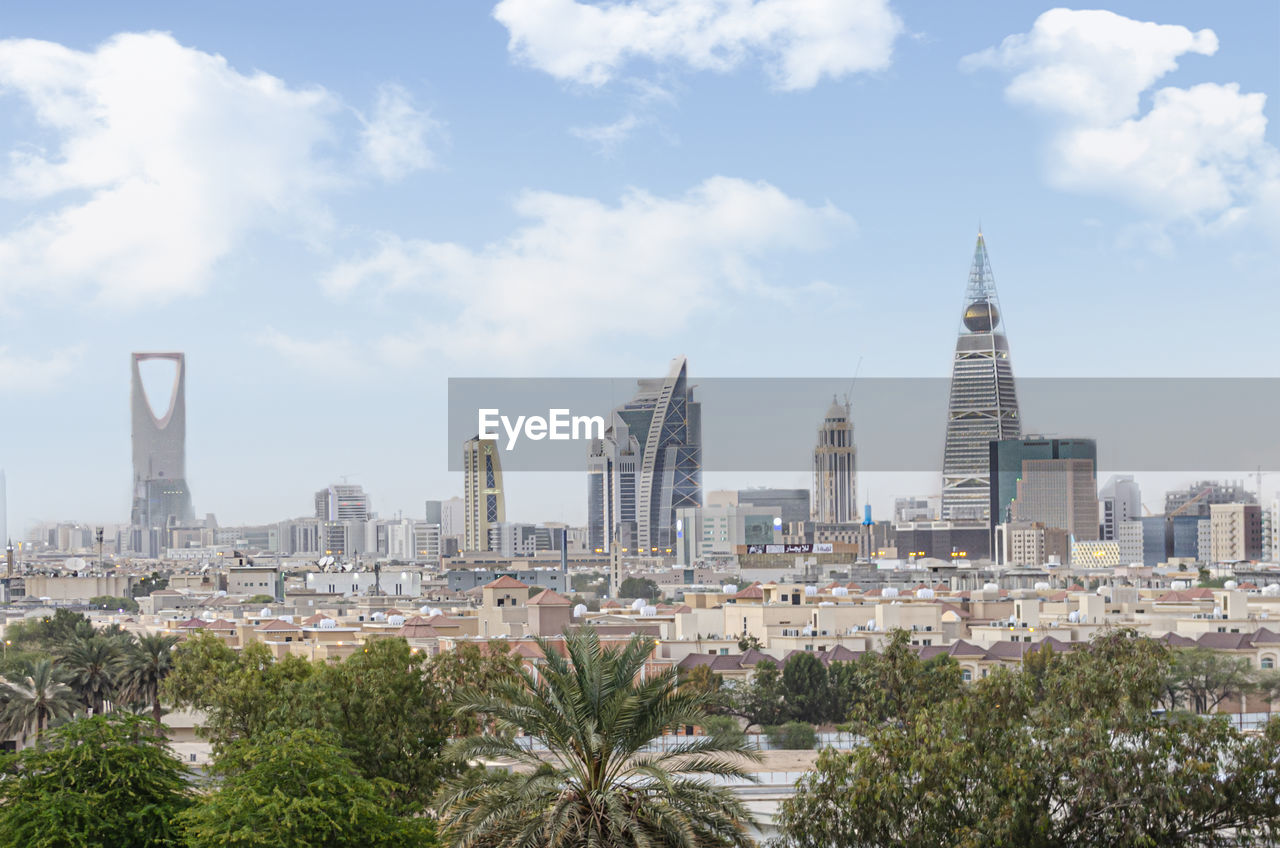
(180, 728, 434, 848)
(776, 630, 1280, 848)
(0, 713, 193, 848)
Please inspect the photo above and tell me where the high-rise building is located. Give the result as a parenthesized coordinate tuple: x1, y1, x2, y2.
(990, 437, 1098, 557)
(1009, 459, 1099, 545)
(464, 437, 505, 552)
(812, 397, 856, 523)
(130, 353, 195, 555)
(314, 484, 370, 522)
(587, 356, 701, 555)
(1267, 499, 1280, 562)
(1209, 503, 1263, 563)
(941, 232, 1020, 521)
(0, 468, 6, 549)
(1099, 475, 1142, 540)
(440, 496, 465, 539)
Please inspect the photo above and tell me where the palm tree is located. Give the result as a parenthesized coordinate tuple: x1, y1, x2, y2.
(58, 635, 125, 716)
(120, 633, 180, 722)
(0, 659, 79, 741)
(435, 627, 759, 848)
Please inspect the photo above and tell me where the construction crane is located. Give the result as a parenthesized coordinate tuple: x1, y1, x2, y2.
(1168, 486, 1213, 519)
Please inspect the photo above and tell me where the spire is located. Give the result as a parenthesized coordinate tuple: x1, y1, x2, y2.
(960, 230, 1003, 334)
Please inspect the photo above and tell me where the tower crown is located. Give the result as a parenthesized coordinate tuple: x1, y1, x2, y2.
(960, 232, 1004, 334)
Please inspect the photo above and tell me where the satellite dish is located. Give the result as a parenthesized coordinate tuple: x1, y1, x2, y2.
(573, 604, 588, 618)
(631, 598, 646, 611)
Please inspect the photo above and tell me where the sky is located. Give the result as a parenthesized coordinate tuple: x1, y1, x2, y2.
(0, 1, 1277, 535)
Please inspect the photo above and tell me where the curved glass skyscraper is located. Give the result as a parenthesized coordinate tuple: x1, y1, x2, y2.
(587, 356, 701, 555)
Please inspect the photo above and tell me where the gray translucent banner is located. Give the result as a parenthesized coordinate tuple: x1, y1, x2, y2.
(447, 378, 1280, 473)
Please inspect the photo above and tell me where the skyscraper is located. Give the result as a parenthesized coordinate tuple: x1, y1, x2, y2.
(587, 356, 701, 555)
(130, 353, 194, 554)
(812, 397, 856, 524)
(314, 484, 370, 522)
(1099, 475, 1142, 540)
(941, 232, 1020, 521)
(0, 468, 6, 547)
(464, 436, 505, 552)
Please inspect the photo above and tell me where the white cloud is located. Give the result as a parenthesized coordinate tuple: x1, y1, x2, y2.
(0, 32, 438, 310)
(570, 112, 644, 150)
(258, 327, 363, 376)
(965, 9, 1278, 229)
(962, 8, 1217, 124)
(492, 0, 903, 90)
(360, 83, 438, 179)
(324, 176, 852, 363)
(0, 345, 83, 390)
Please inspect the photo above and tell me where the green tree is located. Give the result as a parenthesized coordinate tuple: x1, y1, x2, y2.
(0, 658, 79, 740)
(844, 629, 962, 729)
(181, 729, 433, 848)
(737, 634, 763, 652)
(132, 572, 169, 598)
(314, 638, 454, 812)
(120, 633, 180, 722)
(1165, 647, 1253, 714)
(166, 633, 521, 809)
(781, 652, 831, 724)
(776, 630, 1280, 848)
(0, 713, 192, 848)
(618, 576, 661, 600)
(246, 594, 276, 604)
(89, 595, 140, 613)
(435, 628, 758, 848)
(58, 633, 126, 716)
(736, 659, 787, 729)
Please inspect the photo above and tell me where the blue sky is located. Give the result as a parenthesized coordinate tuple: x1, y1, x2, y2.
(1, 1, 1276, 535)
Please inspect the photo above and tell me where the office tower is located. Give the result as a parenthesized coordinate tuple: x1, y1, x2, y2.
(1209, 503, 1263, 563)
(1009, 459, 1099, 543)
(464, 436, 505, 552)
(1164, 480, 1257, 518)
(314, 484, 370, 522)
(1099, 475, 1142, 540)
(812, 397, 856, 523)
(941, 232, 1020, 521)
(990, 437, 1098, 547)
(587, 356, 701, 555)
(739, 488, 811, 525)
(424, 500, 443, 525)
(130, 353, 195, 553)
(440, 496, 465, 539)
(0, 468, 6, 549)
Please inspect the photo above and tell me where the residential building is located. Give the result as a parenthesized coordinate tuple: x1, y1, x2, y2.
(1209, 503, 1263, 563)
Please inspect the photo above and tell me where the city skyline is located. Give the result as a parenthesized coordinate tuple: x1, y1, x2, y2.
(1, 2, 1277, 533)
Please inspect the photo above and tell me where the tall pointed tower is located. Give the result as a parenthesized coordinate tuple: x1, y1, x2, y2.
(941, 232, 1020, 521)
(813, 396, 856, 524)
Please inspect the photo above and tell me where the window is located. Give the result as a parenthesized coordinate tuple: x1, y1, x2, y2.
(962, 669, 972, 682)
(1264, 657, 1275, 670)
(190, 753, 197, 762)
